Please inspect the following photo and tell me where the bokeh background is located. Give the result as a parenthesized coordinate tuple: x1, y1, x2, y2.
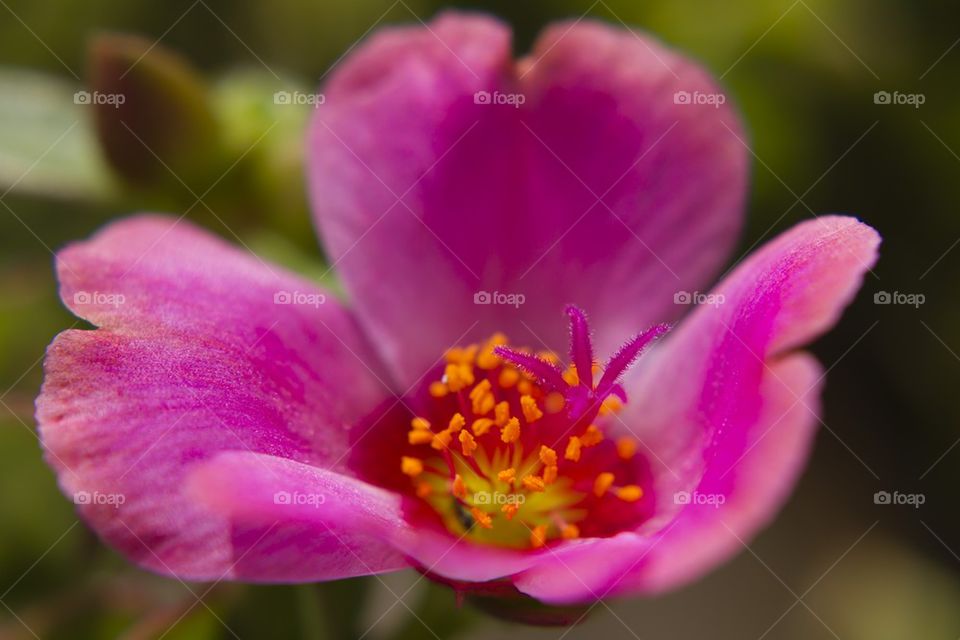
(1, 0, 958, 638)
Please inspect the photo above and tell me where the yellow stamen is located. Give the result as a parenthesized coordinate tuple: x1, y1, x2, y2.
(501, 417, 520, 443)
(502, 503, 519, 520)
(448, 413, 465, 433)
(471, 418, 494, 436)
(564, 436, 582, 462)
(544, 391, 565, 414)
(594, 472, 615, 497)
(400, 456, 423, 477)
(459, 430, 477, 457)
(530, 525, 548, 548)
(615, 485, 644, 502)
(543, 465, 558, 485)
(428, 381, 449, 398)
(580, 425, 603, 447)
(411, 417, 431, 430)
(445, 362, 475, 392)
(452, 474, 467, 500)
(476, 333, 507, 370)
(468, 379, 494, 415)
(520, 395, 544, 423)
(408, 430, 434, 445)
(616, 436, 638, 460)
(561, 524, 580, 539)
(498, 367, 520, 388)
(497, 468, 516, 484)
(470, 506, 493, 529)
(522, 475, 545, 492)
(539, 445, 558, 467)
(431, 430, 453, 450)
(494, 401, 511, 426)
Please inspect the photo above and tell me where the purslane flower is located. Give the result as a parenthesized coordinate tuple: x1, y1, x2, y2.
(36, 12, 879, 620)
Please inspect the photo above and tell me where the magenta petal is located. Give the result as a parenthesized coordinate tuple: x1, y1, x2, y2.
(510, 216, 879, 603)
(188, 452, 408, 580)
(308, 12, 747, 386)
(36, 215, 395, 580)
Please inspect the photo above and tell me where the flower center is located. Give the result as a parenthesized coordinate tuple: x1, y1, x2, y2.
(399, 306, 667, 549)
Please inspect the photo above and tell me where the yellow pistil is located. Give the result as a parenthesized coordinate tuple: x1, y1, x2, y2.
(501, 417, 521, 443)
(530, 525, 548, 548)
(470, 506, 494, 529)
(522, 475, 546, 492)
(448, 413, 465, 433)
(471, 418, 494, 436)
(459, 430, 477, 457)
(565, 436, 582, 462)
(520, 395, 544, 423)
(561, 524, 580, 539)
(401, 456, 424, 477)
(494, 401, 511, 426)
(497, 468, 516, 484)
(616, 436, 638, 460)
(594, 472, 615, 497)
(580, 425, 603, 447)
(452, 474, 467, 500)
(615, 485, 644, 502)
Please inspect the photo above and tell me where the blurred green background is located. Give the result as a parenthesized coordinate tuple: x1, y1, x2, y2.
(1, 0, 958, 638)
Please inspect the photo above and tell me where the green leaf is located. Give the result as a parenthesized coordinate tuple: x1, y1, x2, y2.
(0, 68, 117, 201)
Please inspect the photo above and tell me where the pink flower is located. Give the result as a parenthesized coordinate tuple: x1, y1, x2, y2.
(36, 12, 880, 617)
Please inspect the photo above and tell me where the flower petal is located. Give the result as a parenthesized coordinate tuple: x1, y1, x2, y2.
(37, 215, 396, 580)
(511, 216, 879, 603)
(308, 12, 747, 386)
